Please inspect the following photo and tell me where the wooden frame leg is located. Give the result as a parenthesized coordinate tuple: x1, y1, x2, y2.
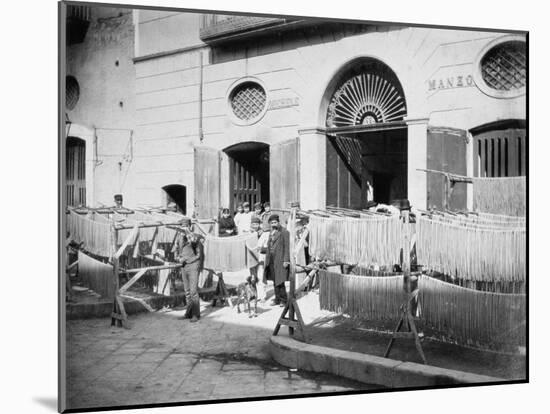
(384, 311, 404, 358)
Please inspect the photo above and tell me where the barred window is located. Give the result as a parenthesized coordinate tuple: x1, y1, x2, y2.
(481, 41, 526, 91)
(66, 76, 80, 110)
(230, 82, 266, 121)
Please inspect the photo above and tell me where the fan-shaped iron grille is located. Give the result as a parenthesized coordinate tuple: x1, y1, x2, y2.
(327, 73, 406, 128)
(481, 41, 526, 91)
(66, 76, 80, 110)
(230, 82, 266, 121)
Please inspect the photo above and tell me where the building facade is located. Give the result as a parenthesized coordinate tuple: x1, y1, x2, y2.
(64, 6, 527, 217)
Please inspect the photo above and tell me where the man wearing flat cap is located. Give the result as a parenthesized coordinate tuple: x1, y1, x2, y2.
(262, 214, 290, 306)
(174, 219, 204, 322)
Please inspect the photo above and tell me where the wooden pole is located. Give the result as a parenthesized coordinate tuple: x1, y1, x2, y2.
(120, 264, 182, 273)
(273, 205, 308, 342)
(384, 210, 427, 364)
(288, 208, 297, 336)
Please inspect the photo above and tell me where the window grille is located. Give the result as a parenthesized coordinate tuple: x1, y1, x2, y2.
(481, 41, 526, 91)
(66, 76, 80, 110)
(230, 82, 266, 121)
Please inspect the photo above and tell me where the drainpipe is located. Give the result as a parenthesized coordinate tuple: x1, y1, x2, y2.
(93, 127, 98, 168)
(198, 50, 204, 143)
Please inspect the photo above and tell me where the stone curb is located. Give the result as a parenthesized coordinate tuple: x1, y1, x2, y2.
(269, 335, 505, 388)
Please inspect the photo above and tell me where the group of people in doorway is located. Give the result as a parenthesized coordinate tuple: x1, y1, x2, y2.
(174, 200, 295, 323)
(218, 201, 273, 236)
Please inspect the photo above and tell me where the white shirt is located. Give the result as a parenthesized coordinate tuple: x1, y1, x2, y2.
(237, 211, 253, 234)
(234, 212, 244, 232)
(257, 231, 270, 262)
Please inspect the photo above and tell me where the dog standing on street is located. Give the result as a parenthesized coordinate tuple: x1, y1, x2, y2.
(236, 275, 258, 317)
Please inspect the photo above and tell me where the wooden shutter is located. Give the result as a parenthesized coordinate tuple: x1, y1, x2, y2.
(426, 128, 468, 211)
(66, 138, 86, 207)
(194, 146, 221, 218)
(473, 127, 526, 178)
(270, 138, 299, 210)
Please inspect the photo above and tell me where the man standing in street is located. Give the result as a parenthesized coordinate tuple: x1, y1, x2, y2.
(263, 214, 290, 306)
(175, 219, 203, 322)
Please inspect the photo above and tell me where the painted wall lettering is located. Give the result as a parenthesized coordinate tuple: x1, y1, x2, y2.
(428, 75, 474, 91)
(267, 97, 300, 110)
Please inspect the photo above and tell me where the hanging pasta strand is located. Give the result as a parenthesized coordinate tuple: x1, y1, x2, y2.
(78, 250, 115, 299)
(308, 214, 402, 267)
(419, 275, 526, 347)
(472, 176, 526, 217)
(203, 233, 259, 272)
(67, 210, 113, 258)
(416, 215, 525, 283)
(319, 270, 404, 321)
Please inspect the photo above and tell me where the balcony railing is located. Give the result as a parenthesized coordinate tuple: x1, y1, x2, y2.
(199, 14, 291, 43)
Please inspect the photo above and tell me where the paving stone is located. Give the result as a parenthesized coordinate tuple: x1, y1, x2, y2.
(132, 351, 171, 364)
(101, 362, 158, 382)
(65, 310, 375, 410)
(222, 361, 264, 371)
(106, 354, 139, 364)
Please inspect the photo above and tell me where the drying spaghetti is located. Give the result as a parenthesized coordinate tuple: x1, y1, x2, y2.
(308, 214, 402, 267)
(472, 176, 526, 217)
(318, 270, 404, 320)
(416, 215, 525, 282)
(113, 211, 181, 245)
(78, 250, 115, 299)
(420, 275, 525, 347)
(67, 211, 114, 258)
(203, 233, 259, 272)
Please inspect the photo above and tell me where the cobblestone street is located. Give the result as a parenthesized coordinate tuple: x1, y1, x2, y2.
(66, 297, 381, 410)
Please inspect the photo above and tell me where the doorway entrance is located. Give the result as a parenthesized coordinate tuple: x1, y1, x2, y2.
(327, 127, 408, 207)
(66, 136, 86, 207)
(361, 128, 408, 204)
(224, 142, 270, 212)
(324, 57, 408, 209)
(162, 184, 187, 214)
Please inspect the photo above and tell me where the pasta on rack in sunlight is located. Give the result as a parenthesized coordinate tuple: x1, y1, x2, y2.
(308, 214, 402, 267)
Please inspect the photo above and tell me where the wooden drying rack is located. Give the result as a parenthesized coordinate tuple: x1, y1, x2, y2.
(272, 205, 427, 363)
(67, 206, 215, 328)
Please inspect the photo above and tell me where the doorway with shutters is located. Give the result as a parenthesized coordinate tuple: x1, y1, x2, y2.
(193, 138, 300, 219)
(225, 142, 270, 213)
(66, 136, 86, 207)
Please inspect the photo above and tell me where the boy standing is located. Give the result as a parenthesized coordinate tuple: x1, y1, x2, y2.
(249, 216, 270, 302)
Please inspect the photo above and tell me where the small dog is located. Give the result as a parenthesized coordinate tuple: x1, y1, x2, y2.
(236, 275, 258, 317)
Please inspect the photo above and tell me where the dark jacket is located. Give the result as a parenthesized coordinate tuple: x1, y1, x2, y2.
(218, 216, 237, 237)
(264, 226, 290, 285)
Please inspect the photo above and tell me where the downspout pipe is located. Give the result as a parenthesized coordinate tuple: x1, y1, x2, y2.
(199, 50, 204, 143)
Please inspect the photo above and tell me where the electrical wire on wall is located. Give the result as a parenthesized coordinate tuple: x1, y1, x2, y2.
(92, 127, 134, 198)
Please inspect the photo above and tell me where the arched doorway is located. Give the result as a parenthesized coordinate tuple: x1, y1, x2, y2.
(162, 184, 187, 214)
(66, 136, 86, 206)
(224, 142, 270, 212)
(323, 58, 408, 207)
